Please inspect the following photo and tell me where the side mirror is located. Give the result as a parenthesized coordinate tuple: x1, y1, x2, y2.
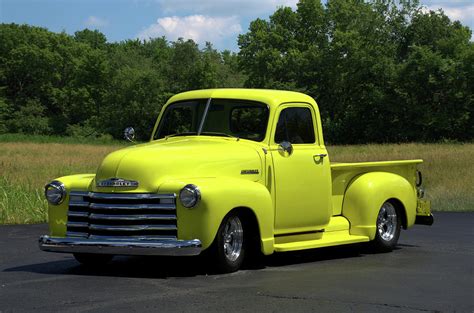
(278, 141, 293, 156)
(124, 127, 135, 142)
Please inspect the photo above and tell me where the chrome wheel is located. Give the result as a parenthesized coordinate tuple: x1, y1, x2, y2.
(210, 213, 248, 273)
(377, 202, 398, 241)
(223, 216, 243, 262)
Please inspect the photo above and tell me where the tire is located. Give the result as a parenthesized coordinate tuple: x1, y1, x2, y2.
(211, 213, 246, 273)
(73, 253, 113, 266)
(372, 201, 402, 252)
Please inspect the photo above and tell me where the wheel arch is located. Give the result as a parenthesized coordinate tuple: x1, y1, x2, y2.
(158, 178, 274, 254)
(228, 206, 260, 234)
(228, 206, 262, 253)
(342, 172, 417, 240)
(387, 198, 408, 230)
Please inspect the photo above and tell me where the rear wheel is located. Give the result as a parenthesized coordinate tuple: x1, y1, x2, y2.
(372, 201, 401, 252)
(73, 253, 113, 266)
(212, 213, 245, 273)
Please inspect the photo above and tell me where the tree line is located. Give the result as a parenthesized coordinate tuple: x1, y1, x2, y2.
(0, 0, 472, 143)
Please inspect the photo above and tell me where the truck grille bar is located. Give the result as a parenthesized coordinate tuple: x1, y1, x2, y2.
(66, 191, 177, 240)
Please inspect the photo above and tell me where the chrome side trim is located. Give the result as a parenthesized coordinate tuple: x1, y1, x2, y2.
(39, 235, 202, 256)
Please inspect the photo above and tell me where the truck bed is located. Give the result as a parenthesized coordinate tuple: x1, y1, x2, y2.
(331, 160, 422, 215)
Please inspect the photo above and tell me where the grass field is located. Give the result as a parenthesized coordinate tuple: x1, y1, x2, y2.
(328, 143, 474, 214)
(0, 140, 124, 224)
(0, 136, 473, 224)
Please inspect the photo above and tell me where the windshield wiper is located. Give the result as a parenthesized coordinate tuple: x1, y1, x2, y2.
(165, 132, 197, 139)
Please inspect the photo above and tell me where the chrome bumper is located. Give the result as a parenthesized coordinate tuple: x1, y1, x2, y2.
(39, 235, 202, 256)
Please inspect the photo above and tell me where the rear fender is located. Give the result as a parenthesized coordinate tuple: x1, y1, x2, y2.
(342, 172, 417, 240)
(159, 178, 274, 254)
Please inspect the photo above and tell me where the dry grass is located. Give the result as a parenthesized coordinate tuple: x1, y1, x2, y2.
(328, 143, 474, 213)
(0, 140, 472, 224)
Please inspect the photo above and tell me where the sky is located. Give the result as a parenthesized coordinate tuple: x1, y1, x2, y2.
(1, 0, 473, 51)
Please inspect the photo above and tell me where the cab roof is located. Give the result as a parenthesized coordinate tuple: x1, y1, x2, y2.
(166, 88, 317, 108)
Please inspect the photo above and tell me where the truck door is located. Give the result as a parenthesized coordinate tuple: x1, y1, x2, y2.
(270, 103, 332, 235)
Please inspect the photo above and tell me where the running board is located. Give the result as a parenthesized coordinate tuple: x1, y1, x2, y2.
(274, 230, 369, 252)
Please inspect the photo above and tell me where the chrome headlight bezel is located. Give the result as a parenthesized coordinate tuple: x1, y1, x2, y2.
(44, 181, 66, 205)
(179, 184, 201, 208)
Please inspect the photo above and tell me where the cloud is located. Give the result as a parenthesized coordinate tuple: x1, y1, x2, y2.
(437, 4, 474, 23)
(422, 1, 474, 39)
(137, 15, 242, 46)
(422, 1, 474, 26)
(84, 16, 109, 28)
(156, 0, 298, 16)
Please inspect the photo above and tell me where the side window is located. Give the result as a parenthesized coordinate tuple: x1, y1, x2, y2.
(275, 107, 315, 144)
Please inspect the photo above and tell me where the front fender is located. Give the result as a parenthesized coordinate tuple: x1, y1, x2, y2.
(342, 172, 417, 240)
(158, 178, 274, 254)
(47, 174, 95, 237)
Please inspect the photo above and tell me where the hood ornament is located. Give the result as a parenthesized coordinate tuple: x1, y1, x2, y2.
(97, 178, 139, 187)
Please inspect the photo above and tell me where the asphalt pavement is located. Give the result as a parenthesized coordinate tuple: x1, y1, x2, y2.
(0, 212, 473, 313)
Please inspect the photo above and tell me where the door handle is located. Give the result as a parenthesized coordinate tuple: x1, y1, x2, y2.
(313, 153, 327, 164)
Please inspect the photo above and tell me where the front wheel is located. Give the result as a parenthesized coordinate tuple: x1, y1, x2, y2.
(372, 201, 401, 252)
(211, 213, 245, 273)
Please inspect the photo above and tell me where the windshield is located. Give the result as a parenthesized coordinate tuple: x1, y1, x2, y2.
(154, 99, 269, 142)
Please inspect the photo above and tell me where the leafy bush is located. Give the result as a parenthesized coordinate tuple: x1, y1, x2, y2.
(6, 99, 51, 134)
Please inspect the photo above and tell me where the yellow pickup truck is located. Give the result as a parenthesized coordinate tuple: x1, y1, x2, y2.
(40, 89, 433, 272)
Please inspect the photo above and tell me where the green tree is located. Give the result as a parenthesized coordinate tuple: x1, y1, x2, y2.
(74, 29, 107, 49)
(238, 0, 473, 143)
(7, 99, 51, 134)
(0, 97, 11, 133)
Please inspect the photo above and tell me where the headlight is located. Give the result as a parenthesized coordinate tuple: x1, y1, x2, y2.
(44, 181, 66, 205)
(179, 184, 201, 208)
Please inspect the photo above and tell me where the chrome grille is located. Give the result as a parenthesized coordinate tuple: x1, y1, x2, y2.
(66, 191, 177, 240)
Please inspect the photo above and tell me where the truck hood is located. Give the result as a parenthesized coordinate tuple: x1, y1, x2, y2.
(93, 137, 264, 192)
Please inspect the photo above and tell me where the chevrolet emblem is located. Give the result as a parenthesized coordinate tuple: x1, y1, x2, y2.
(96, 178, 139, 187)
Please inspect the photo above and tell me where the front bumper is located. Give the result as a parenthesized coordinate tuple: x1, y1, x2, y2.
(39, 235, 202, 256)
